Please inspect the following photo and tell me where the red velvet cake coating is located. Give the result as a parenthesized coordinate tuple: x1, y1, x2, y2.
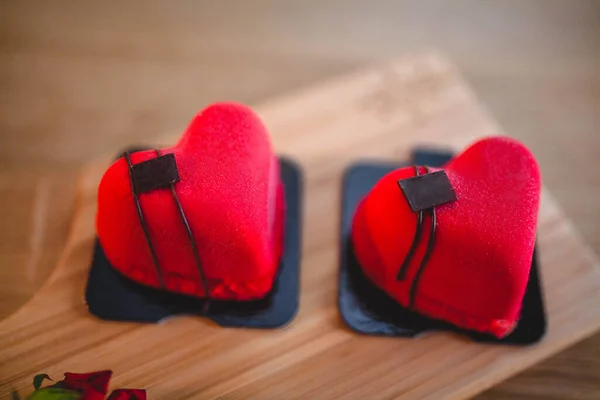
(96, 103, 285, 300)
(351, 137, 541, 338)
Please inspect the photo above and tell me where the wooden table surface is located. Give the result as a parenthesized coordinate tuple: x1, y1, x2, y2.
(0, 1, 598, 399)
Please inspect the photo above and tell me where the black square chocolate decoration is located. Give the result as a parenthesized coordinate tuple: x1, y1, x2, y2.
(86, 148, 302, 329)
(398, 170, 457, 212)
(338, 149, 547, 345)
(131, 153, 180, 194)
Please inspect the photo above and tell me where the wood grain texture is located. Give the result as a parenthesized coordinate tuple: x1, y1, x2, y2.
(1, 53, 600, 400)
(1, 1, 599, 398)
(0, 168, 77, 320)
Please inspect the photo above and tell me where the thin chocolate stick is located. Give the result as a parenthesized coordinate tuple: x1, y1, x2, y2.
(156, 149, 211, 312)
(408, 166, 438, 309)
(395, 164, 440, 309)
(124, 151, 165, 288)
(397, 165, 424, 280)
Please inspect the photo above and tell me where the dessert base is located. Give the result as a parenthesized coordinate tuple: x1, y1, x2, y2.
(338, 149, 546, 344)
(86, 155, 302, 329)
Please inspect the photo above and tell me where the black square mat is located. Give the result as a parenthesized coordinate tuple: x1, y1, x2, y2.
(86, 154, 302, 329)
(338, 150, 546, 344)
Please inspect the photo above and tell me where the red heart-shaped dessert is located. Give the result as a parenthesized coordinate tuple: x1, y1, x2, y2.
(96, 103, 285, 300)
(351, 137, 541, 338)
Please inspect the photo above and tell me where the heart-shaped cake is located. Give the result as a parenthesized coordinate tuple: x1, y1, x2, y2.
(96, 103, 285, 301)
(351, 137, 541, 338)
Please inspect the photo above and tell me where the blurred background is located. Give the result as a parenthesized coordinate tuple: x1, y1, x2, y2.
(1, 1, 599, 398)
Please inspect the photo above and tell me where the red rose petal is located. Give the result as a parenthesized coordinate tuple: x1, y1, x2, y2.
(58, 370, 112, 396)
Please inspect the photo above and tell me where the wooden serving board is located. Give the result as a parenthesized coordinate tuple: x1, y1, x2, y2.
(2, 53, 600, 400)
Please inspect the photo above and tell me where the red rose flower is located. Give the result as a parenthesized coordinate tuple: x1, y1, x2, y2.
(52, 370, 111, 400)
(24, 370, 146, 399)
